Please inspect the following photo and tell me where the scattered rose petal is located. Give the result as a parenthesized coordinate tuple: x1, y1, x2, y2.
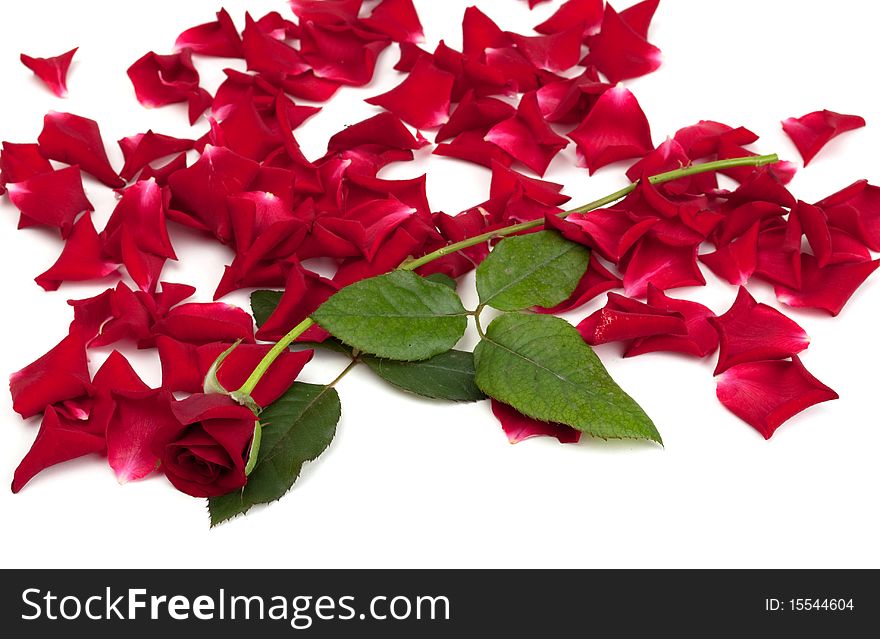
(582, 3, 662, 83)
(127, 49, 212, 124)
(709, 286, 810, 375)
(9, 332, 91, 419)
(461, 6, 511, 56)
(107, 388, 179, 484)
(699, 222, 760, 286)
(20, 48, 77, 97)
(569, 85, 654, 175)
(491, 400, 581, 444)
(577, 292, 687, 346)
(175, 8, 243, 58)
(622, 235, 704, 297)
(716, 357, 838, 439)
(774, 255, 880, 316)
(37, 111, 123, 188)
(484, 91, 568, 175)
(625, 284, 719, 358)
(360, 0, 424, 43)
(816, 180, 880, 251)
(782, 110, 866, 166)
(118, 131, 194, 182)
(6, 165, 93, 237)
(507, 27, 584, 73)
(535, 0, 604, 36)
(366, 58, 455, 129)
(35, 213, 119, 291)
(154, 302, 255, 345)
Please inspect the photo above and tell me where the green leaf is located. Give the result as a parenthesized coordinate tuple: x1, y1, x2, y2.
(424, 273, 458, 290)
(475, 230, 590, 311)
(251, 290, 283, 328)
(474, 313, 661, 443)
(362, 350, 486, 402)
(311, 270, 468, 361)
(208, 382, 342, 525)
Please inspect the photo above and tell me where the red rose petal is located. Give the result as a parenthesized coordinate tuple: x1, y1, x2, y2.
(300, 22, 389, 87)
(102, 179, 176, 262)
(37, 111, 123, 188)
(507, 27, 584, 73)
(716, 357, 838, 439)
(536, 66, 611, 125)
(434, 131, 515, 168)
(6, 165, 93, 237)
(816, 180, 880, 251)
(462, 6, 511, 56)
(673, 120, 758, 160)
(577, 292, 688, 346)
(535, 0, 604, 36)
(436, 91, 515, 142)
(622, 235, 705, 297)
(569, 85, 654, 175)
(360, 0, 424, 43)
(241, 12, 308, 77)
(366, 58, 455, 129)
(35, 212, 119, 292)
(127, 49, 212, 124)
(699, 222, 760, 286)
(9, 332, 91, 419)
(619, 0, 661, 39)
(782, 110, 866, 166)
(155, 302, 255, 345)
(484, 91, 569, 176)
(20, 47, 77, 98)
(714, 201, 786, 246)
(1, 142, 54, 189)
(774, 255, 880, 316)
(491, 399, 581, 444)
(140, 152, 187, 186)
(117, 130, 194, 182)
(255, 268, 337, 343)
(107, 389, 179, 483)
(709, 286, 810, 375)
(582, 3, 662, 83)
(175, 8, 243, 58)
(11, 406, 105, 493)
(625, 284, 719, 358)
(289, 0, 363, 25)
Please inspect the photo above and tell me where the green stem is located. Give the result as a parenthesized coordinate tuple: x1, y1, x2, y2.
(232, 153, 778, 405)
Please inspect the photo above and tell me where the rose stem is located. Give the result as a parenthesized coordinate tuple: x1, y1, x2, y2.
(231, 153, 779, 405)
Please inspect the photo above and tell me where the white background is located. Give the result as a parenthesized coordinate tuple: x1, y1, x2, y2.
(1, 0, 878, 569)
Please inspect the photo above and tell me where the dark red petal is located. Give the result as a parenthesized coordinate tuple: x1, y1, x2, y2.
(536, 255, 622, 314)
(256, 264, 340, 342)
(12, 406, 105, 493)
(816, 180, 880, 251)
(709, 286, 810, 375)
(577, 293, 687, 346)
(582, 3, 662, 83)
(175, 8, 243, 58)
(20, 47, 77, 98)
(140, 152, 188, 186)
(101, 178, 176, 263)
(6, 165, 92, 237)
(167, 145, 260, 242)
(673, 120, 758, 160)
(714, 201, 787, 246)
(716, 357, 838, 439)
(625, 138, 691, 183)
(345, 172, 431, 217)
(327, 112, 426, 154)
(37, 111, 123, 187)
(569, 85, 653, 175)
(507, 27, 584, 73)
(117, 130, 194, 182)
(155, 302, 255, 345)
(622, 236, 704, 297)
(9, 332, 91, 419)
(436, 91, 515, 142)
(360, 0, 424, 43)
(107, 390, 179, 483)
(127, 49, 212, 124)
(366, 58, 454, 129)
(300, 22, 389, 87)
(171, 392, 257, 425)
(434, 131, 515, 168)
(484, 91, 568, 176)
(774, 255, 880, 316)
(92, 350, 150, 395)
(782, 110, 866, 166)
(490, 161, 570, 206)
(289, 0, 363, 25)
(536, 66, 611, 124)
(35, 212, 118, 291)
(241, 12, 309, 76)
(535, 0, 604, 36)
(619, 0, 661, 38)
(0, 141, 53, 188)
(699, 222, 760, 286)
(559, 208, 656, 262)
(121, 231, 167, 294)
(461, 6, 511, 56)
(491, 399, 581, 444)
(825, 228, 872, 266)
(793, 201, 833, 267)
(625, 284, 719, 358)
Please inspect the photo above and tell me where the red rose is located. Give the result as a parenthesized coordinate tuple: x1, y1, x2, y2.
(154, 393, 258, 498)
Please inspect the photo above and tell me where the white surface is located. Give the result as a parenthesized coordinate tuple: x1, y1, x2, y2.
(1, 0, 878, 569)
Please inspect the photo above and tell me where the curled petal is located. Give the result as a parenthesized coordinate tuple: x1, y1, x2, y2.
(577, 292, 687, 346)
(716, 357, 838, 439)
(569, 85, 654, 175)
(155, 302, 255, 345)
(436, 91, 515, 142)
(622, 235, 705, 297)
(12, 406, 105, 493)
(535, 0, 604, 36)
(127, 49, 212, 124)
(118, 131, 194, 182)
(491, 400, 581, 444)
(6, 165, 92, 237)
(20, 48, 77, 97)
(507, 27, 584, 73)
(816, 180, 880, 251)
(366, 58, 454, 129)
(37, 111, 123, 188)
(485, 91, 569, 176)
(782, 110, 865, 166)
(175, 8, 243, 58)
(102, 179, 175, 261)
(9, 332, 91, 419)
(35, 212, 118, 291)
(699, 222, 760, 286)
(241, 13, 308, 76)
(536, 66, 611, 125)
(626, 284, 719, 358)
(582, 3, 662, 83)
(709, 286, 810, 375)
(360, 0, 424, 43)
(774, 255, 880, 317)
(714, 201, 786, 246)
